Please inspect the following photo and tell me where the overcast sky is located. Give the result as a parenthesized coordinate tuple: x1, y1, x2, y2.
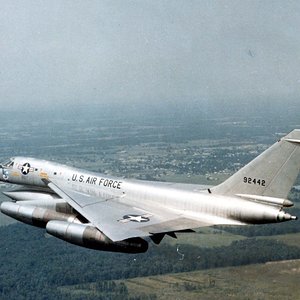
(1, 1, 300, 111)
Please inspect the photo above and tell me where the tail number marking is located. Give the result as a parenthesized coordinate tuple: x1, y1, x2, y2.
(243, 177, 266, 186)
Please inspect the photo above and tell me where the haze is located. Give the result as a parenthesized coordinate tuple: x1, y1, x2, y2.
(1, 1, 300, 112)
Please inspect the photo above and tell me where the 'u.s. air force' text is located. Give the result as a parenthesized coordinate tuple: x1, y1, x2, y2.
(71, 174, 122, 189)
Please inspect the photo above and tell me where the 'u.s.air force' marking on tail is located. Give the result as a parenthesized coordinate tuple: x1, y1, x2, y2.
(118, 214, 151, 223)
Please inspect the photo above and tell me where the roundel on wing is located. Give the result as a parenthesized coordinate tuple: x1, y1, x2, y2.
(122, 214, 150, 223)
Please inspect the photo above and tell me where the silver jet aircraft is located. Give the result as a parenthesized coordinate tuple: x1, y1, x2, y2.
(0, 130, 299, 253)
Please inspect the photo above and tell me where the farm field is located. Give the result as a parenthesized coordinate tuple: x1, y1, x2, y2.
(60, 259, 300, 300)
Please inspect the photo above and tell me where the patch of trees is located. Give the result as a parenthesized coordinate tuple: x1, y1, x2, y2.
(1, 224, 300, 299)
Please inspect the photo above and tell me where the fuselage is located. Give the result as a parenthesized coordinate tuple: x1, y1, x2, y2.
(0, 156, 293, 227)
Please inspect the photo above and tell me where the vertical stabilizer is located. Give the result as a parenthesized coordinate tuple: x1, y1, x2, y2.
(211, 129, 300, 198)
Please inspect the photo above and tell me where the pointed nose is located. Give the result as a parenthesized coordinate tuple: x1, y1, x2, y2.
(0, 166, 4, 181)
(0, 167, 8, 182)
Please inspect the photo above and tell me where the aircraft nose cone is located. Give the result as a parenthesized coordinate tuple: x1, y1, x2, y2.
(0, 168, 8, 181)
(0, 167, 4, 181)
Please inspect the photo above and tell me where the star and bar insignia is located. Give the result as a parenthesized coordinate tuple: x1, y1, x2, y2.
(18, 163, 34, 175)
(118, 214, 151, 223)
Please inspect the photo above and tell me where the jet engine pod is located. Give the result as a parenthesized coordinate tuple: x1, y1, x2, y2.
(46, 220, 148, 253)
(0, 201, 79, 228)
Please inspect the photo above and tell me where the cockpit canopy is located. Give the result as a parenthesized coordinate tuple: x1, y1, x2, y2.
(0, 158, 15, 168)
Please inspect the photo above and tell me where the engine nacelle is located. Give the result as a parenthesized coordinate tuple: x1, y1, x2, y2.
(3, 189, 75, 214)
(46, 220, 148, 253)
(3, 190, 60, 202)
(0, 202, 80, 228)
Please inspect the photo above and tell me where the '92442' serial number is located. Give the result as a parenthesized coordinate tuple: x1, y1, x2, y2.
(243, 177, 266, 186)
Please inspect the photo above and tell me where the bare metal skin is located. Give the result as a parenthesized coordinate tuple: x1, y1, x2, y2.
(0, 130, 299, 253)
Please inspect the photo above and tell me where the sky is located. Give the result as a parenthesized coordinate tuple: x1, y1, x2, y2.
(1, 1, 300, 112)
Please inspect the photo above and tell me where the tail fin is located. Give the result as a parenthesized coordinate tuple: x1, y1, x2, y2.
(211, 129, 300, 198)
